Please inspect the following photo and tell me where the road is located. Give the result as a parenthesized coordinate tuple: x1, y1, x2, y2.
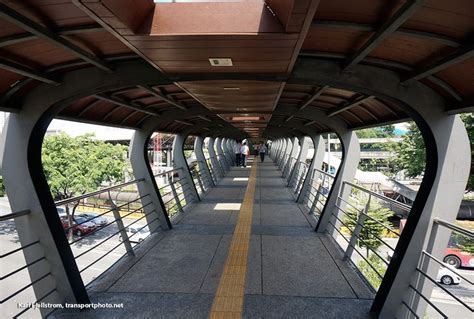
(1, 210, 147, 318)
(334, 235, 473, 318)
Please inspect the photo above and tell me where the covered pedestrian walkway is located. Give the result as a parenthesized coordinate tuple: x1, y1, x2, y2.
(51, 158, 374, 318)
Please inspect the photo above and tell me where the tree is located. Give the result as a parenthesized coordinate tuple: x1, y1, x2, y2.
(344, 195, 393, 257)
(394, 115, 473, 190)
(42, 133, 127, 240)
(394, 122, 425, 178)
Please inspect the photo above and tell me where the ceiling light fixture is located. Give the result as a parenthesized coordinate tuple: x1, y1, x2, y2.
(209, 58, 233, 67)
(223, 87, 240, 90)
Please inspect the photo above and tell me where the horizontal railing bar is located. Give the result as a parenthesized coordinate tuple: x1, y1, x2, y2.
(14, 288, 57, 318)
(343, 181, 412, 211)
(0, 240, 40, 259)
(313, 168, 336, 179)
(64, 195, 148, 231)
(124, 217, 159, 243)
(69, 202, 152, 246)
(401, 301, 420, 319)
(80, 213, 157, 273)
(55, 178, 145, 206)
(421, 251, 473, 284)
(0, 256, 46, 281)
(415, 268, 473, 311)
(153, 167, 183, 178)
(0, 272, 51, 304)
(433, 218, 473, 238)
(0, 209, 30, 222)
(408, 285, 448, 318)
(338, 196, 361, 211)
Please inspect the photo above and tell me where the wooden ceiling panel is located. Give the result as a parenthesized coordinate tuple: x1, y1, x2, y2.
(314, 0, 405, 25)
(303, 28, 371, 54)
(369, 33, 454, 66)
(403, 0, 474, 40)
(435, 58, 474, 97)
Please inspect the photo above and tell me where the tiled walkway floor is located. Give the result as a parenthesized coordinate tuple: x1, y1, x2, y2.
(53, 159, 374, 318)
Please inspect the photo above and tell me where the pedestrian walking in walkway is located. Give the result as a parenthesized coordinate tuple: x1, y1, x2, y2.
(259, 143, 267, 163)
(234, 141, 242, 166)
(240, 142, 249, 167)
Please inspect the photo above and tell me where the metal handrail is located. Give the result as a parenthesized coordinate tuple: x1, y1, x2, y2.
(0, 209, 30, 222)
(313, 168, 335, 179)
(343, 181, 412, 212)
(55, 178, 145, 206)
(154, 167, 183, 178)
(433, 218, 473, 238)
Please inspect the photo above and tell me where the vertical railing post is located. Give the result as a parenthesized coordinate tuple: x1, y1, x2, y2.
(109, 193, 134, 257)
(344, 195, 370, 260)
(195, 169, 205, 194)
(169, 175, 183, 213)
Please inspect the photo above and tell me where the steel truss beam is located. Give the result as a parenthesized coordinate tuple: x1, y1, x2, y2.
(0, 3, 113, 72)
(343, 0, 426, 70)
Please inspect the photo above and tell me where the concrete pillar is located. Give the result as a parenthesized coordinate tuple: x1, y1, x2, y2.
(221, 138, 233, 168)
(130, 130, 173, 231)
(207, 137, 223, 179)
(194, 136, 214, 187)
(280, 137, 292, 170)
(378, 115, 470, 318)
(298, 135, 325, 203)
(226, 139, 235, 165)
(275, 139, 283, 164)
(0, 113, 89, 311)
(316, 131, 360, 235)
(172, 133, 200, 201)
(283, 137, 300, 178)
(215, 137, 229, 171)
(288, 136, 311, 186)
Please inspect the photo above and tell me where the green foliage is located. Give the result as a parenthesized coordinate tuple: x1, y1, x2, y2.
(460, 113, 473, 191)
(355, 125, 396, 139)
(357, 253, 387, 290)
(394, 122, 425, 178)
(344, 196, 393, 257)
(452, 232, 474, 255)
(42, 133, 128, 201)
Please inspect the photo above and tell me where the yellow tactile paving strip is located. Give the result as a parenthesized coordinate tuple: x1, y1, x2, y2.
(209, 159, 258, 319)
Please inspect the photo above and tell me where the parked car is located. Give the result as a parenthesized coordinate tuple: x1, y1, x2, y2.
(436, 265, 461, 285)
(443, 235, 474, 268)
(61, 216, 96, 236)
(77, 213, 108, 227)
(119, 226, 150, 243)
(57, 207, 67, 218)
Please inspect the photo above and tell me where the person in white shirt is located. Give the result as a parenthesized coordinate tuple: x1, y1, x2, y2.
(259, 143, 267, 162)
(234, 142, 242, 166)
(240, 142, 249, 167)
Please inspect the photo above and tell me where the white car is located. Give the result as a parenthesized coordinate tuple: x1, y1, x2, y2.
(436, 265, 461, 285)
(119, 226, 150, 243)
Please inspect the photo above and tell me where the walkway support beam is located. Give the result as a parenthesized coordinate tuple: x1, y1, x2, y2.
(130, 130, 172, 231)
(298, 135, 325, 204)
(194, 135, 214, 187)
(172, 133, 200, 202)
